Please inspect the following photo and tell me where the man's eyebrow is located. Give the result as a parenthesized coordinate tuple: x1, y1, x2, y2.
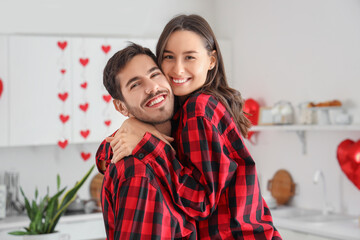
(125, 66, 160, 88)
(147, 66, 160, 74)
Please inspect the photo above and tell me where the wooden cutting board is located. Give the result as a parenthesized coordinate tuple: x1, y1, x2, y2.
(90, 173, 104, 207)
(267, 169, 295, 205)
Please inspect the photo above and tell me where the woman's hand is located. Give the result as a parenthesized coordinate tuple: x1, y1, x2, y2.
(106, 117, 174, 164)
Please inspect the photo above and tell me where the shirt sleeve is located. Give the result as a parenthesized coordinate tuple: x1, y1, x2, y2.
(95, 132, 116, 174)
(132, 116, 238, 220)
(103, 165, 178, 240)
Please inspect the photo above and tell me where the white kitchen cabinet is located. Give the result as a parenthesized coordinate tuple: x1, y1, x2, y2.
(0, 36, 9, 146)
(8, 36, 73, 146)
(277, 227, 337, 240)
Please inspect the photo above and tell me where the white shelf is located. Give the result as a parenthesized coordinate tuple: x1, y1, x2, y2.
(250, 124, 360, 155)
(251, 124, 360, 132)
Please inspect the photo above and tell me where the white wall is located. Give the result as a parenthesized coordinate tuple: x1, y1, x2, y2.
(0, 0, 215, 201)
(215, 0, 360, 214)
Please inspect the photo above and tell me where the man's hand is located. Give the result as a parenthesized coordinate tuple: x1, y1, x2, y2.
(107, 117, 174, 164)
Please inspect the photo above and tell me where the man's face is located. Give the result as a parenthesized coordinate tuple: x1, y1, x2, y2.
(115, 54, 174, 124)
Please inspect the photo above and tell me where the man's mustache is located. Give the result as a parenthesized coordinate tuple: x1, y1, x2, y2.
(142, 90, 170, 106)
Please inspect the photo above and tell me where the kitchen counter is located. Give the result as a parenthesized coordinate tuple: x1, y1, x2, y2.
(0, 212, 106, 240)
(271, 206, 360, 240)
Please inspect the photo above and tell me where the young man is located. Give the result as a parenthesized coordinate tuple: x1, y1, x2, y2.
(97, 43, 196, 240)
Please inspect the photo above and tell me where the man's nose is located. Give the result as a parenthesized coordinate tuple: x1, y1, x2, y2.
(144, 79, 159, 95)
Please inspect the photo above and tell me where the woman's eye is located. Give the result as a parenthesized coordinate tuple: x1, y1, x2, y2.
(185, 56, 195, 60)
(163, 55, 173, 60)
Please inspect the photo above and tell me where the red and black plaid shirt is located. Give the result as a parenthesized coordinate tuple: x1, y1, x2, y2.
(97, 92, 282, 239)
(97, 136, 197, 240)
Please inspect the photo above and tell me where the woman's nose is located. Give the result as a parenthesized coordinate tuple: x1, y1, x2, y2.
(172, 60, 184, 76)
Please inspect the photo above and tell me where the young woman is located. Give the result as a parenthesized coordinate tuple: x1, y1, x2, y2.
(101, 14, 282, 239)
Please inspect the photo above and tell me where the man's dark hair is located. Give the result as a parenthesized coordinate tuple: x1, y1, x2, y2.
(103, 42, 157, 101)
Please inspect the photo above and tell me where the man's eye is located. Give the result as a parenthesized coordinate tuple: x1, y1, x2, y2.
(130, 83, 139, 89)
(151, 73, 161, 78)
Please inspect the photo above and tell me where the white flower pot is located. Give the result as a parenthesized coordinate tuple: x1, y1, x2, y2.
(22, 232, 70, 240)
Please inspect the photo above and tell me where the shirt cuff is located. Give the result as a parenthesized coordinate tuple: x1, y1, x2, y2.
(132, 132, 164, 161)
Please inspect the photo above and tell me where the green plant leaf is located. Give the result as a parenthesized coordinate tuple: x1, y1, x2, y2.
(35, 187, 38, 200)
(48, 165, 94, 232)
(57, 174, 61, 191)
(20, 187, 34, 221)
(8, 230, 28, 235)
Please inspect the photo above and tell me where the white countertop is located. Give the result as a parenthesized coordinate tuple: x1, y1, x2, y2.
(271, 207, 360, 240)
(0, 212, 106, 240)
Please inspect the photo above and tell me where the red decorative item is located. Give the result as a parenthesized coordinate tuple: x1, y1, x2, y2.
(104, 120, 111, 127)
(58, 92, 68, 102)
(337, 139, 360, 190)
(0, 78, 3, 98)
(60, 69, 66, 74)
(243, 98, 260, 139)
(79, 103, 89, 112)
(81, 152, 91, 161)
(80, 129, 90, 139)
(101, 45, 111, 54)
(79, 58, 89, 67)
(59, 114, 70, 124)
(58, 139, 68, 149)
(102, 94, 112, 103)
(57, 41, 67, 50)
(80, 82, 88, 89)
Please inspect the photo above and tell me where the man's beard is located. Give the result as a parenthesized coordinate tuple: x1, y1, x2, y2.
(123, 90, 174, 125)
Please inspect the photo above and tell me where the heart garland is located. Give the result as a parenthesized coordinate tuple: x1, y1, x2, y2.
(81, 152, 91, 161)
(102, 94, 112, 103)
(79, 58, 89, 67)
(78, 44, 91, 161)
(0, 78, 3, 98)
(57, 41, 67, 50)
(101, 45, 111, 54)
(101, 43, 113, 129)
(57, 40, 69, 149)
(58, 139, 68, 149)
(337, 139, 360, 190)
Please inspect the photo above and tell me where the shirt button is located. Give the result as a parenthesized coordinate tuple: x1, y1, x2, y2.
(138, 153, 145, 159)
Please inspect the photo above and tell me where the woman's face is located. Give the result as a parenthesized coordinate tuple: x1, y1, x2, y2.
(161, 30, 215, 100)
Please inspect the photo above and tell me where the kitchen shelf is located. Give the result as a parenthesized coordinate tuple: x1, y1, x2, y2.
(250, 124, 360, 154)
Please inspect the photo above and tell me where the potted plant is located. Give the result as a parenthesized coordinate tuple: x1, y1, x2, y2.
(8, 165, 95, 239)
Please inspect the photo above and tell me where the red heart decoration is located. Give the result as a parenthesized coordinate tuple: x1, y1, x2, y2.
(104, 120, 111, 126)
(0, 78, 3, 98)
(80, 129, 90, 139)
(58, 139, 68, 149)
(102, 94, 112, 103)
(79, 103, 89, 112)
(79, 58, 89, 67)
(243, 98, 260, 140)
(337, 139, 360, 190)
(59, 114, 70, 123)
(58, 92, 68, 102)
(57, 41, 67, 50)
(81, 152, 91, 161)
(60, 69, 66, 74)
(80, 82, 87, 89)
(101, 45, 111, 54)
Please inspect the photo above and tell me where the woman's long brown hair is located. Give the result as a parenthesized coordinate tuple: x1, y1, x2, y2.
(156, 14, 251, 137)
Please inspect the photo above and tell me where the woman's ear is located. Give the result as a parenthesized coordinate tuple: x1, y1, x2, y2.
(209, 50, 217, 70)
(113, 99, 129, 116)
